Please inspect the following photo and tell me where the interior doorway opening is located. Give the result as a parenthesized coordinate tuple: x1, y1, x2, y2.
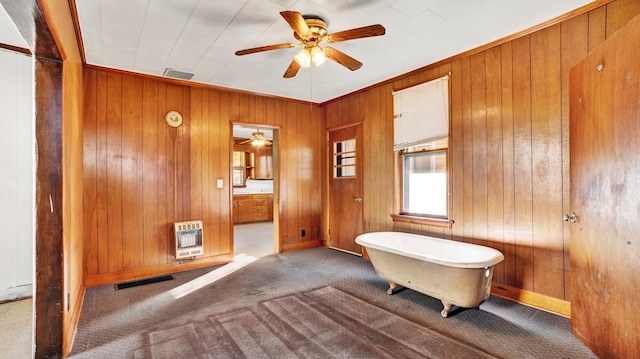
(231, 124, 279, 258)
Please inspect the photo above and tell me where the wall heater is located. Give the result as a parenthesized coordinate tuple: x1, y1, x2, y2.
(173, 220, 203, 259)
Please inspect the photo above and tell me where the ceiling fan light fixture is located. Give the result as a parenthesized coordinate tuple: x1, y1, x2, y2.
(294, 48, 312, 68)
(311, 46, 327, 66)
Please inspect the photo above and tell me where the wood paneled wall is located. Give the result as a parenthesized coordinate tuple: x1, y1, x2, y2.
(322, 0, 640, 303)
(83, 69, 324, 285)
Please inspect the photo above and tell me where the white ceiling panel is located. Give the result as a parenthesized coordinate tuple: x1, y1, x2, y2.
(74, 0, 596, 103)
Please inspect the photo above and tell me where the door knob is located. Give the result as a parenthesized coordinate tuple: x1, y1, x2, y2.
(355, 197, 363, 203)
(562, 213, 577, 223)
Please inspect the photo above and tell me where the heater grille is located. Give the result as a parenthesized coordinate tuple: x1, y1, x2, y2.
(163, 68, 195, 80)
(174, 220, 203, 259)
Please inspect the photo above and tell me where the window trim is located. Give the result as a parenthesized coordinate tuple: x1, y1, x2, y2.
(393, 145, 452, 228)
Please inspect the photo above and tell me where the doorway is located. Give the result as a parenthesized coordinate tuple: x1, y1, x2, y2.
(232, 124, 279, 258)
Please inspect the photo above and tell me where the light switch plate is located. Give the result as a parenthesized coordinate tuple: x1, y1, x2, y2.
(216, 179, 223, 188)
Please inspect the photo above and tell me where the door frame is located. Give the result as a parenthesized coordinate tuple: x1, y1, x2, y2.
(326, 122, 364, 254)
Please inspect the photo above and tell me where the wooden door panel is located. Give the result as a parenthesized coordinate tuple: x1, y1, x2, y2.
(328, 124, 364, 254)
(569, 13, 640, 358)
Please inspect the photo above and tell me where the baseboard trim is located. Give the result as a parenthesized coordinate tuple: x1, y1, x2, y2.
(84, 254, 233, 287)
(491, 283, 571, 318)
(64, 286, 85, 356)
(282, 239, 322, 252)
(0, 285, 32, 303)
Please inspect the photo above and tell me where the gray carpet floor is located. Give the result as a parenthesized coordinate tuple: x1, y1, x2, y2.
(69, 247, 597, 358)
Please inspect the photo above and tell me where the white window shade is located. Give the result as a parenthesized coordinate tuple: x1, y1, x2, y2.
(393, 75, 449, 151)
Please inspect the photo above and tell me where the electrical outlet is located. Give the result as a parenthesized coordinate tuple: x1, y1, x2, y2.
(301, 229, 306, 237)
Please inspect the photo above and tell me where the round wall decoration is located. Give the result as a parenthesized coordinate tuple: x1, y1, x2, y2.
(165, 110, 183, 127)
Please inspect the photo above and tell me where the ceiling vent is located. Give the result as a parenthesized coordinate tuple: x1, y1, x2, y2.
(163, 68, 194, 80)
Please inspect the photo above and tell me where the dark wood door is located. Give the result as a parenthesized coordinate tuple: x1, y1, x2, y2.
(569, 13, 640, 358)
(328, 124, 364, 254)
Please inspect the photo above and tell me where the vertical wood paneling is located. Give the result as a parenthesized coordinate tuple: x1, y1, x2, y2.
(530, 25, 564, 298)
(382, 83, 394, 232)
(366, 86, 381, 233)
(106, 73, 123, 272)
(199, 89, 211, 256)
(210, 90, 222, 255)
(560, 13, 589, 301)
(121, 75, 144, 270)
(156, 82, 169, 264)
(96, 71, 109, 273)
(588, 7, 607, 51)
(142, 79, 159, 266)
(84, 69, 324, 283)
(511, 35, 534, 291)
(318, 0, 640, 304)
(461, 57, 474, 244)
(485, 46, 505, 281)
(605, 0, 640, 37)
(500, 42, 517, 287)
(470, 52, 488, 246)
(190, 87, 203, 228)
(83, 69, 98, 276)
(450, 60, 464, 241)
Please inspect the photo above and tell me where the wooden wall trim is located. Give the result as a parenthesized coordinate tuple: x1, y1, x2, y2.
(85, 254, 233, 287)
(320, 0, 618, 107)
(491, 283, 571, 318)
(33, 55, 64, 359)
(65, 287, 85, 354)
(0, 43, 31, 55)
(283, 239, 322, 252)
(67, 0, 86, 64)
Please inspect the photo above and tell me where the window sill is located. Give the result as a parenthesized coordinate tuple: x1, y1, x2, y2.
(390, 214, 452, 228)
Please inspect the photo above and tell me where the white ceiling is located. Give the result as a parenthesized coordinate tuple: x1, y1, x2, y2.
(0, 4, 27, 49)
(3, 1, 595, 103)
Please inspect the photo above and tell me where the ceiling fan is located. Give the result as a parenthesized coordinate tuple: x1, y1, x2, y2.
(235, 11, 385, 78)
(240, 130, 272, 146)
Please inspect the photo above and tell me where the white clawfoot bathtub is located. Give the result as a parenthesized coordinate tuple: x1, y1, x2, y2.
(356, 232, 504, 317)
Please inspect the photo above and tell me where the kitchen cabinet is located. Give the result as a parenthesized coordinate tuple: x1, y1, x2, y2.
(233, 194, 273, 223)
(253, 146, 273, 179)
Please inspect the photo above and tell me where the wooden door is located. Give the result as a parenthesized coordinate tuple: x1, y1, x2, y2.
(328, 124, 364, 254)
(569, 13, 640, 358)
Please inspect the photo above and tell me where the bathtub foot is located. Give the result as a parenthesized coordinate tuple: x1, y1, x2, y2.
(440, 301, 453, 318)
(387, 282, 397, 295)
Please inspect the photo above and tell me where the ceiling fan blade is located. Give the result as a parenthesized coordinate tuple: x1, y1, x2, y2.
(240, 138, 253, 144)
(280, 11, 312, 38)
(324, 47, 363, 71)
(325, 24, 385, 43)
(235, 43, 299, 56)
(283, 59, 301, 78)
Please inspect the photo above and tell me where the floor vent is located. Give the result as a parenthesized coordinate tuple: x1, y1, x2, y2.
(115, 275, 174, 291)
(163, 68, 194, 80)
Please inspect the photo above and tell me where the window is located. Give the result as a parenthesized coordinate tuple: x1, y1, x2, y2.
(232, 151, 245, 186)
(393, 75, 450, 225)
(401, 139, 448, 218)
(333, 139, 356, 178)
